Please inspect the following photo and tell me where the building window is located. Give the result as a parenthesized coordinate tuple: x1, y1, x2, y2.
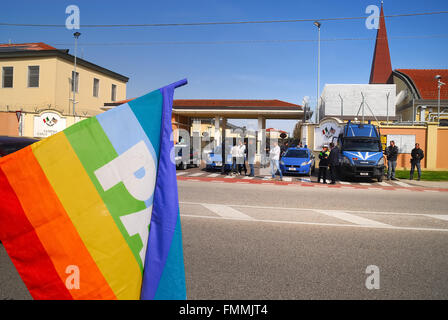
(28, 66, 40, 88)
(93, 78, 99, 97)
(71, 71, 79, 93)
(2, 66, 13, 88)
(111, 84, 117, 102)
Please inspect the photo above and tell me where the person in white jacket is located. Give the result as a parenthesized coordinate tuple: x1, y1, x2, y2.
(236, 140, 247, 175)
(269, 141, 283, 180)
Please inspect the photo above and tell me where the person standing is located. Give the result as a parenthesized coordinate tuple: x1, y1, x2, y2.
(328, 142, 339, 184)
(385, 140, 399, 181)
(269, 141, 283, 180)
(230, 143, 239, 175)
(248, 139, 256, 177)
(318, 145, 330, 184)
(410, 143, 424, 181)
(237, 140, 247, 175)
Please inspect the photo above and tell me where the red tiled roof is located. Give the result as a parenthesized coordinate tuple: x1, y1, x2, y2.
(396, 69, 448, 100)
(172, 99, 301, 108)
(369, 4, 393, 84)
(0, 42, 57, 51)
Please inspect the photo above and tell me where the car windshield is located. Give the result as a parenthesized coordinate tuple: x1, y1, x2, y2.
(0, 141, 37, 157)
(342, 139, 381, 152)
(284, 150, 308, 158)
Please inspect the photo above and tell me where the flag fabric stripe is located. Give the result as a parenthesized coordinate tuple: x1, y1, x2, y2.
(127, 89, 164, 158)
(31, 133, 142, 299)
(1, 148, 116, 300)
(0, 168, 73, 300)
(141, 83, 185, 299)
(64, 117, 147, 270)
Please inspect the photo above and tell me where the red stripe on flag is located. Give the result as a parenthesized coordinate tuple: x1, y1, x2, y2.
(0, 167, 73, 300)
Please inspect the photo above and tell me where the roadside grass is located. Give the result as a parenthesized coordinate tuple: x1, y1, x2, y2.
(394, 170, 448, 181)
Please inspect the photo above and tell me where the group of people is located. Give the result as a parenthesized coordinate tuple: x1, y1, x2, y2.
(229, 140, 255, 177)
(385, 141, 424, 181)
(317, 143, 339, 184)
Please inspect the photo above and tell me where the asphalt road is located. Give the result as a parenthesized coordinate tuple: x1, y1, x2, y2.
(1, 179, 447, 299)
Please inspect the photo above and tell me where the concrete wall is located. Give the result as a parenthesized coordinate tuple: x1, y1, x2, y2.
(320, 84, 396, 118)
(437, 128, 448, 169)
(0, 112, 19, 135)
(54, 57, 127, 116)
(380, 126, 427, 169)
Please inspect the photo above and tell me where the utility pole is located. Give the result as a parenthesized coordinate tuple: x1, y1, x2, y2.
(72, 32, 81, 116)
(314, 21, 321, 124)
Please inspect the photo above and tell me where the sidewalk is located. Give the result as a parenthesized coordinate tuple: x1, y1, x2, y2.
(399, 179, 448, 189)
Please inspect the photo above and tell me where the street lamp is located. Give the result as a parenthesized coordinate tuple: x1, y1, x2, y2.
(435, 75, 445, 124)
(72, 32, 81, 116)
(314, 21, 321, 124)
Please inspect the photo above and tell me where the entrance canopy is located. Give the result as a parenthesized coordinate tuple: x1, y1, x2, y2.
(172, 99, 303, 119)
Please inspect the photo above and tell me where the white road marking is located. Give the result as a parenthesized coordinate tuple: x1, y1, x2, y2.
(300, 178, 312, 183)
(282, 177, 293, 182)
(262, 176, 271, 180)
(207, 173, 220, 177)
(181, 202, 443, 218)
(176, 172, 187, 176)
(189, 172, 205, 177)
(338, 181, 351, 185)
(393, 181, 412, 187)
(181, 214, 448, 233)
(242, 176, 255, 180)
(359, 183, 371, 186)
(201, 204, 254, 220)
(378, 182, 392, 187)
(225, 175, 236, 179)
(425, 215, 448, 222)
(314, 210, 391, 227)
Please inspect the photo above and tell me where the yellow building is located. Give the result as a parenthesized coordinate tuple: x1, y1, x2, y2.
(0, 42, 128, 137)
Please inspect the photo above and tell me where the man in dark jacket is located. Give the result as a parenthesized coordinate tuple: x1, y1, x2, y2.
(328, 142, 339, 184)
(385, 140, 399, 181)
(410, 143, 424, 180)
(317, 145, 330, 184)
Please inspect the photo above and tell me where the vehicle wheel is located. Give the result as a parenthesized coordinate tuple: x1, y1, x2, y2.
(182, 162, 187, 170)
(377, 176, 383, 182)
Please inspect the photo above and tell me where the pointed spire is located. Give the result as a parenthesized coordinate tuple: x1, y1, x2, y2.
(369, 2, 393, 84)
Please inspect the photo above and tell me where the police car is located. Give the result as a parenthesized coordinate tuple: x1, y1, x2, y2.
(279, 147, 315, 176)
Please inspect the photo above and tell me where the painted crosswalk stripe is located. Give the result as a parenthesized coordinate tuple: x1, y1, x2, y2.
(176, 172, 187, 176)
(262, 176, 271, 180)
(225, 175, 236, 179)
(282, 177, 292, 182)
(378, 182, 392, 187)
(315, 210, 391, 227)
(300, 178, 311, 183)
(207, 173, 220, 177)
(425, 215, 448, 222)
(243, 176, 255, 180)
(359, 183, 371, 186)
(189, 172, 205, 177)
(393, 181, 412, 187)
(338, 181, 351, 185)
(201, 204, 255, 220)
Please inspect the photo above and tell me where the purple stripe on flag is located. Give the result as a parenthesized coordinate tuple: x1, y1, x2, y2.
(140, 79, 187, 300)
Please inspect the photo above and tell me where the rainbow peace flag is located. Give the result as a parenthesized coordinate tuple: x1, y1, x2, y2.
(0, 79, 187, 300)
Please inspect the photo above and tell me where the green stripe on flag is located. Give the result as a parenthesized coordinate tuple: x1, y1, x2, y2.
(64, 117, 146, 271)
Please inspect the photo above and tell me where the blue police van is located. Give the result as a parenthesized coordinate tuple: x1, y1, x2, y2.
(337, 121, 385, 182)
(280, 147, 315, 176)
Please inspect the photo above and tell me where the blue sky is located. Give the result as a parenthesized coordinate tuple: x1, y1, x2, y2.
(1, 0, 447, 133)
